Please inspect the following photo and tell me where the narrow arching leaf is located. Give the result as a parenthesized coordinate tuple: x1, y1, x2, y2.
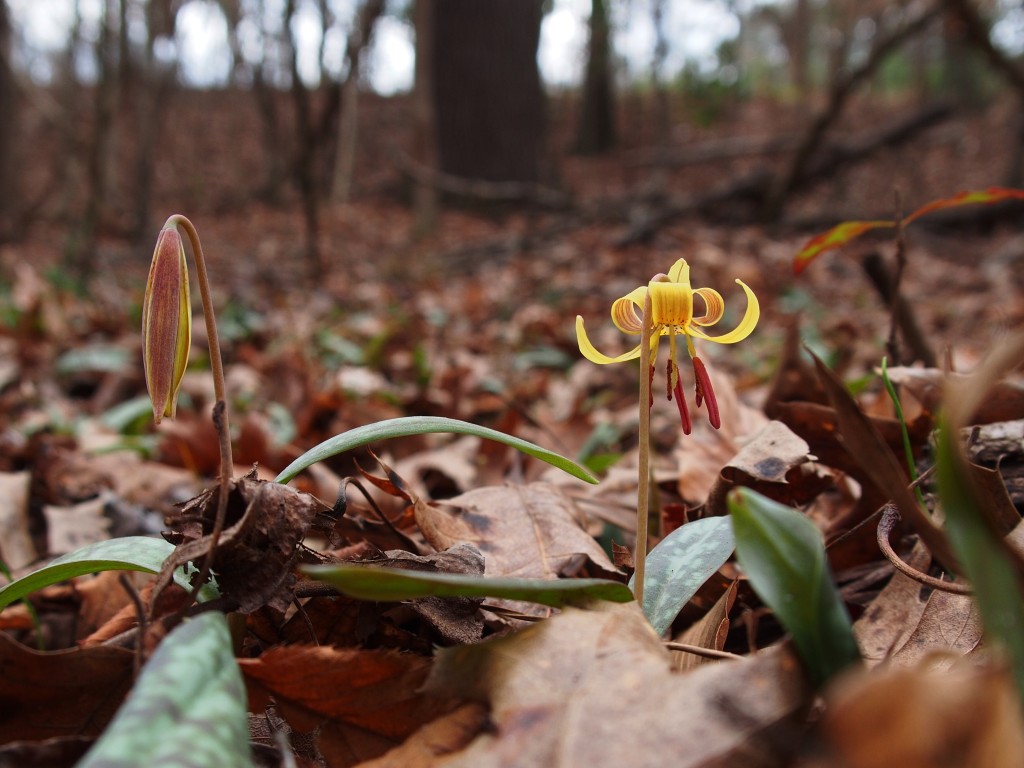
(303, 563, 633, 607)
(629, 517, 735, 636)
(903, 187, 1024, 225)
(77, 612, 251, 768)
(0, 537, 215, 612)
(793, 220, 895, 274)
(729, 488, 860, 687)
(274, 416, 597, 485)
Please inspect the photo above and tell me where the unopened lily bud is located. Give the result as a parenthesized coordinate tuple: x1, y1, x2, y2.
(142, 221, 191, 423)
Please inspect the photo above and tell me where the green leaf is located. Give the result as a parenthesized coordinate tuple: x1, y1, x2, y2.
(629, 517, 735, 636)
(303, 563, 633, 607)
(0, 537, 216, 612)
(77, 612, 251, 768)
(275, 416, 598, 485)
(728, 488, 860, 686)
(936, 416, 1024, 706)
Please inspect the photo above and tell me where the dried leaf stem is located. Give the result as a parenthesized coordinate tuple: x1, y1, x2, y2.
(876, 504, 971, 595)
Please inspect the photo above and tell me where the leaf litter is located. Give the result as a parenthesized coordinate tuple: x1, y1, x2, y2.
(1, 171, 1024, 765)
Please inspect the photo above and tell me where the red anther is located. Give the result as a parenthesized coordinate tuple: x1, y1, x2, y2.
(648, 363, 656, 409)
(673, 375, 692, 434)
(666, 359, 676, 401)
(692, 356, 720, 429)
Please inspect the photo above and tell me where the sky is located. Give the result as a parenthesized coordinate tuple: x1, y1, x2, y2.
(7, 0, 746, 93)
(10, 0, 1024, 93)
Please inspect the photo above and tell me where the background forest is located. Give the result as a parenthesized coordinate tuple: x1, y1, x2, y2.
(1, 1, 1024, 766)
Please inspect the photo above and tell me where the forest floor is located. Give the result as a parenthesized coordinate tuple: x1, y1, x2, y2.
(1, 90, 1023, 766)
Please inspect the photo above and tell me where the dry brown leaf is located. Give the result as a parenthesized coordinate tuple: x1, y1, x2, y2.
(0, 470, 35, 570)
(424, 601, 811, 768)
(356, 703, 490, 768)
(852, 540, 931, 666)
(0, 631, 133, 741)
(889, 589, 982, 667)
(671, 580, 737, 673)
(703, 420, 814, 517)
(240, 645, 453, 767)
(416, 482, 620, 580)
(825, 657, 1024, 768)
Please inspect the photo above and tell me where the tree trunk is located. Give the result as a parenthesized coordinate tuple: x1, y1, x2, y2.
(285, 0, 321, 270)
(412, 0, 439, 235)
(331, 0, 386, 203)
(575, 0, 616, 155)
(431, 0, 546, 183)
(0, 0, 17, 240)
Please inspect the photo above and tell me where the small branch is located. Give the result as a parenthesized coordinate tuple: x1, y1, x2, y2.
(877, 504, 971, 594)
(118, 573, 148, 676)
(861, 252, 937, 367)
(392, 148, 570, 209)
(762, 4, 942, 220)
(664, 642, 743, 661)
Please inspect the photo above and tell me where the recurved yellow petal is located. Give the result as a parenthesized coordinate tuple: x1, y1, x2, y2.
(685, 279, 759, 344)
(576, 315, 643, 364)
(610, 287, 647, 334)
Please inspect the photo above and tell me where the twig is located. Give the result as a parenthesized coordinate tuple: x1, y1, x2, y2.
(876, 503, 971, 594)
(118, 572, 148, 675)
(664, 642, 743, 661)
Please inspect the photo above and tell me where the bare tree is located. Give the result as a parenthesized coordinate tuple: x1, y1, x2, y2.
(0, 0, 17, 239)
(575, 0, 616, 155)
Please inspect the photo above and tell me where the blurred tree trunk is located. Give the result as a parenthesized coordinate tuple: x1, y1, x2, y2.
(331, 0, 386, 202)
(574, 0, 616, 155)
(650, 0, 671, 147)
(788, 0, 812, 97)
(412, 0, 439, 235)
(284, 0, 323, 270)
(0, 0, 17, 240)
(431, 0, 546, 182)
(250, 0, 285, 204)
(70, 0, 120, 273)
(131, 0, 177, 242)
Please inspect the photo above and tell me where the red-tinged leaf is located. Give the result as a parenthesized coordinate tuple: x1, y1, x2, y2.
(793, 220, 895, 274)
(240, 645, 452, 766)
(902, 187, 1024, 225)
(0, 632, 134, 741)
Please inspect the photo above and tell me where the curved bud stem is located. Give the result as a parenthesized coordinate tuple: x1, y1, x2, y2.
(167, 214, 233, 604)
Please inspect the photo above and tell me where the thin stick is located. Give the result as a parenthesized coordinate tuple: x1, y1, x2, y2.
(635, 290, 654, 608)
(118, 572, 148, 675)
(877, 504, 971, 595)
(171, 215, 233, 602)
(664, 642, 742, 661)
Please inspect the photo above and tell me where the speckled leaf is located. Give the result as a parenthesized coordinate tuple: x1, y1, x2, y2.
(304, 563, 633, 607)
(729, 487, 860, 687)
(77, 612, 251, 768)
(628, 517, 735, 636)
(0, 537, 216, 612)
(274, 416, 597, 485)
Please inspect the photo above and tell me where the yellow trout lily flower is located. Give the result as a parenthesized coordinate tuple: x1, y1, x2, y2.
(576, 258, 759, 433)
(142, 222, 191, 423)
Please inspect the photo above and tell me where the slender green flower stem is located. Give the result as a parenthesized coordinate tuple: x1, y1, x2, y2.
(170, 215, 233, 601)
(635, 290, 654, 607)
